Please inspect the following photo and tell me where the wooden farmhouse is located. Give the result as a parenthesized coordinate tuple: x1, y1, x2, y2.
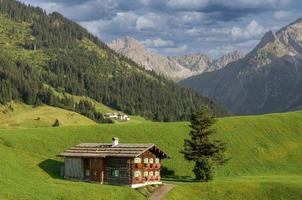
(59, 137, 170, 188)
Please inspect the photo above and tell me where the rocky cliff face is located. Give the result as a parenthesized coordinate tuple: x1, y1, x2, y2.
(181, 17, 302, 115)
(108, 37, 244, 80)
(171, 51, 244, 73)
(171, 53, 212, 73)
(207, 51, 245, 72)
(108, 37, 195, 80)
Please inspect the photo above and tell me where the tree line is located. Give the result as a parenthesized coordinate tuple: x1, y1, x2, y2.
(0, 0, 228, 121)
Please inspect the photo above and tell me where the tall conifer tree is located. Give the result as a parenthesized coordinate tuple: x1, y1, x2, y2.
(182, 106, 227, 181)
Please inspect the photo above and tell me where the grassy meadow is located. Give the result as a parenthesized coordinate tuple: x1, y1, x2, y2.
(0, 107, 302, 199)
(0, 103, 96, 129)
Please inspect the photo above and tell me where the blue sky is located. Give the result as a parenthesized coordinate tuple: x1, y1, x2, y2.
(19, 0, 302, 58)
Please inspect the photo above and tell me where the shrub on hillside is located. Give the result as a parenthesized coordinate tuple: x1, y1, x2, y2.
(52, 119, 60, 127)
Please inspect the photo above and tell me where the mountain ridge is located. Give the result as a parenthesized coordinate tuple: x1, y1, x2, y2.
(108, 36, 244, 80)
(181, 17, 302, 115)
(108, 36, 195, 79)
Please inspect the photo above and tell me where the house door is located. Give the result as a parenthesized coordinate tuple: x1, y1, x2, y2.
(90, 158, 104, 183)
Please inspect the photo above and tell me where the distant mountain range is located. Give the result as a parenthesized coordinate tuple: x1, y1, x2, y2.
(108, 37, 244, 80)
(172, 50, 245, 73)
(108, 37, 194, 79)
(181, 17, 302, 115)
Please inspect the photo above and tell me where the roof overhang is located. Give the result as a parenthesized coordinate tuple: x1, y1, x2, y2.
(58, 143, 171, 159)
(136, 144, 171, 159)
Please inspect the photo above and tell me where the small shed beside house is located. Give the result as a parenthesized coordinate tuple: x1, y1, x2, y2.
(59, 137, 170, 188)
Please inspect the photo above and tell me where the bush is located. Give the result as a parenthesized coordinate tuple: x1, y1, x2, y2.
(52, 119, 60, 127)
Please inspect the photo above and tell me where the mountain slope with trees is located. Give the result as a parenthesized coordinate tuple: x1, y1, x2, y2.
(0, 0, 228, 121)
(181, 17, 302, 115)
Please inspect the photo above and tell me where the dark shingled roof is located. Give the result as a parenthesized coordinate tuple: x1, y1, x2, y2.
(59, 143, 170, 159)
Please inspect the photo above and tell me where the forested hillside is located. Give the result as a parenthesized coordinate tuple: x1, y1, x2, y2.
(0, 0, 227, 121)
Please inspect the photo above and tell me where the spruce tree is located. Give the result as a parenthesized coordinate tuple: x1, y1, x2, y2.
(182, 106, 227, 182)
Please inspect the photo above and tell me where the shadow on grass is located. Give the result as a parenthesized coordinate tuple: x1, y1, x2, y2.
(161, 166, 197, 183)
(39, 159, 64, 179)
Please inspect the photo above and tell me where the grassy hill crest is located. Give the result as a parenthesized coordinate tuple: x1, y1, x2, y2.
(0, 102, 96, 129)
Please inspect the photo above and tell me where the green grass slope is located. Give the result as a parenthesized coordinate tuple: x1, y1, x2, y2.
(0, 102, 96, 129)
(0, 111, 302, 199)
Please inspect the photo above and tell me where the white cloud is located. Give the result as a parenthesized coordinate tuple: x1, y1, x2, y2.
(80, 11, 140, 40)
(136, 16, 155, 30)
(167, 0, 283, 10)
(163, 45, 188, 54)
(274, 10, 293, 20)
(21, 0, 60, 13)
(278, 0, 291, 6)
(207, 39, 260, 58)
(208, 45, 236, 58)
(167, 0, 207, 10)
(177, 11, 205, 24)
(185, 28, 201, 36)
(80, 19, 108, 37)
(141, 38, 174, 47)
(231, 20, 266, 40)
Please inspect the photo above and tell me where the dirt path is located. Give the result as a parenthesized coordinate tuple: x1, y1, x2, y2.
(149, 184, 175, 200)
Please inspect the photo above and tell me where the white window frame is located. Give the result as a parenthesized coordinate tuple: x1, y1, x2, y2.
(149, 158, 154, 164)
(134, 157, 141, 163)
(143, 158, 149, 164)
(144, 171, 148, 177)
(155, 171, 160, 176)
(134, 170, 141, 177)
(155, 158, 160, 164)
(149, 171, 154, 177)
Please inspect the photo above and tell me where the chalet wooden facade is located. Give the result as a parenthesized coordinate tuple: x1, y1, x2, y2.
(59, 137, 170, 188)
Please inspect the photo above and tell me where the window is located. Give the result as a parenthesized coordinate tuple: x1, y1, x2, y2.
(149, 158, 154, 164)
(134, 157, 141, 163)
(155, 171, 160, 176)
(155, 158, 160, 164)
(149, 171, 154, 177)
(111, 169, 119, 177)
(143, 158, 148, 164)
(144, 171, 148, 177)
(134, 170, 141, 177)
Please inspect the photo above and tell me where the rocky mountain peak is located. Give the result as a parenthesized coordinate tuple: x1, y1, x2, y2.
(254, 31, 277, 51)
(181, 17, 302, 116)
(207, 50, 245, 72)
(246, 18, 302, 68)
(108, 37, 245, 80)
(171, 53, 212, 72)
(108, 37, 194, 79)
(108, 36, 146, 53)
